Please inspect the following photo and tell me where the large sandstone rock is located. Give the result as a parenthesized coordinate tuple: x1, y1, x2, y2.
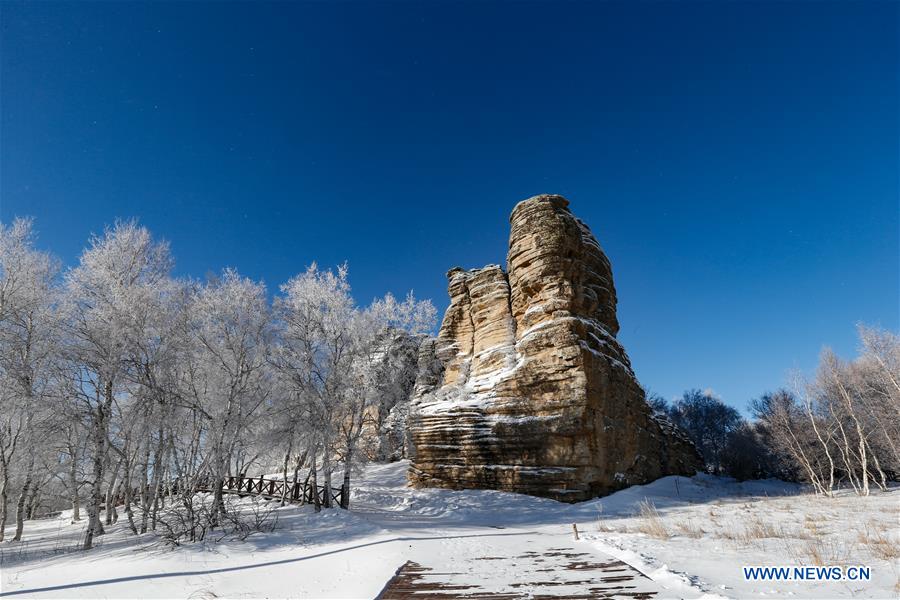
(408, 194, 700, 502)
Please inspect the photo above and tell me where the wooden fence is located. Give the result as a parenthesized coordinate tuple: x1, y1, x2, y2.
(111, 475, 345, 509)
(203, 474, 345, 506)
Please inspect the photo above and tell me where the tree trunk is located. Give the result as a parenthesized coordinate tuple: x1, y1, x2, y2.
(322, 451, 332, 509)
(310, 453, 321, 513)
(68, 443, 81, 522)
(109, 478, 123, 524)
(0, 472, 8, 542)
(149, 465, 163, 531)
(26, 486, 41, 520)
(105, 457, 122, 526)
(209, 437, 230, 528)
(211, 476, 225, 527)
(340, 449, 352, 509)
(802, 398, 835, 495)
(83, 426, 106, 549)
(139, 437, 151, 534)
(11, 461, 34, 541)
(123, 465, 138, 536)
(83, 381, 112, 550)
(867, 440, 889, 491)
(148, 429, 164, 531)
(291, 450, 307, 504)
(291, 457, 302, 504)
(280, 445, 291, 506)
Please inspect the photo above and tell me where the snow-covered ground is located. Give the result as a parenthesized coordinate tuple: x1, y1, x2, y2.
(581, 474, 899, 599)
(1, 462, 897, 599)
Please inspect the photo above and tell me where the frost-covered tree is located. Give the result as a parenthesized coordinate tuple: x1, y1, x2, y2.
(185, 269, 271, 524)
(0, 215, 443, 545)
(272, 265, 434, 509)
(272, 264, 358, 510)
(360, 327, 425, 462)
(335, 292, 434, 506)
(0, 219, 61, 541)
(61, 220, 173, 549)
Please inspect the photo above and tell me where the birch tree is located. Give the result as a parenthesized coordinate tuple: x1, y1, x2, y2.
(0, 218, 61, 541)
(754, 326, 900, 497)
(62, 220, 173, 549)
(186, 269, 270, 526)
(273, 266, 434, 509)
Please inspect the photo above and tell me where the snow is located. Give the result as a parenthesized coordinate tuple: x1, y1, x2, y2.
(1, 463, 897, 599)
(582, 474, 900, 599)
(524, 303, 547, 317)
(580, 340, 632, 373)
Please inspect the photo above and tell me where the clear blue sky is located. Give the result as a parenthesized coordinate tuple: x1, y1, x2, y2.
(1, 1, 897, 413)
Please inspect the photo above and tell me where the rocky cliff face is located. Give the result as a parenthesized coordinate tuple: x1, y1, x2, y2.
(408, 194, 701, 502)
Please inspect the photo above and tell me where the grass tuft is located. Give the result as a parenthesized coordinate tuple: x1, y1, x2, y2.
(634, 499, 670, 539)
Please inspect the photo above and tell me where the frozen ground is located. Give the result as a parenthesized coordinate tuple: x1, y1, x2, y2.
(0, 462, 897, 599)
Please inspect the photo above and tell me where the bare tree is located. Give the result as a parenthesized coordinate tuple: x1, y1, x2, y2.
(754, 326, 899, 497)
(665, 389, 742, 474)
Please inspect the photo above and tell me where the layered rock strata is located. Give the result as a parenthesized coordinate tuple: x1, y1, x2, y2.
(408, 194, 700, 502)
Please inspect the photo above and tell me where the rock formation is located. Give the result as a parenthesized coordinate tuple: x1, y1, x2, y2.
(359, 328, 424, 462)
(408, 194, 701, 502)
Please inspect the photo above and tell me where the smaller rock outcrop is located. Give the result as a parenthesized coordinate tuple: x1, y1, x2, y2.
(359, 328, 424, 462)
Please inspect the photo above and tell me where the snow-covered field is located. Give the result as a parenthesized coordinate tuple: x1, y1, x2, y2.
(1, 462, 897, 599)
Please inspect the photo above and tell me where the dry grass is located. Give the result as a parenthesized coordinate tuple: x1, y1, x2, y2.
(596, 519, 624, 533)
(745, 515, 780, 539)
(634, 500, 670, 539)
(785, 538, 852, 566)
(802, 515, 825, 538)
(783, 525, 814, 540)
(599, 488, 896, 574)
(674, 520, 705, 538)
(857, 521, 899, 561)
(719, 514, 782, 544)
(594, 504, 626, 533)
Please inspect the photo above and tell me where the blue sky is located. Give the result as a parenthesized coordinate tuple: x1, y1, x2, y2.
(1, 1, 897, 413)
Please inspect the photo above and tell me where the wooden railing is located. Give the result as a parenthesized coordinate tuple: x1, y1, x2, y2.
(203, 474, 345, 506)
(111, 475, 345, 509)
